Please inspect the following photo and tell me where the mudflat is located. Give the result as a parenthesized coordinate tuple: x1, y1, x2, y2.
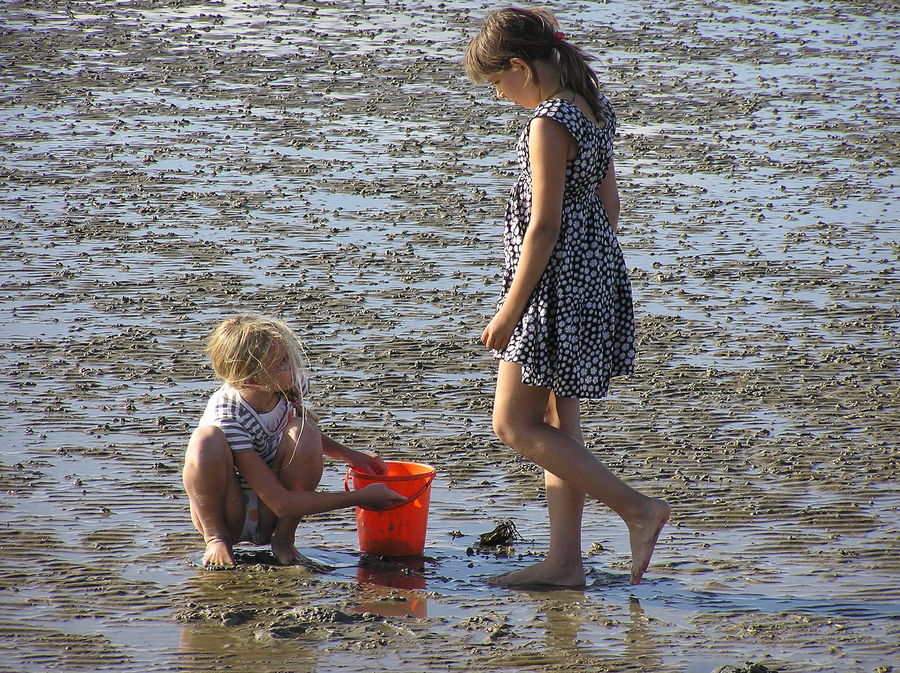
(0, 1, 896, 672)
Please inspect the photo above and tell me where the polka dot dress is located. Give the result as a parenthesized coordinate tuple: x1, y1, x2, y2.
(496, 94, 635, 399)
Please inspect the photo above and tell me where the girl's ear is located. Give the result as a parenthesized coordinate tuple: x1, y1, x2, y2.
(509, 57, 528, 71)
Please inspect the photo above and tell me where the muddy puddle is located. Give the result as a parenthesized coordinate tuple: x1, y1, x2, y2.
(0, 0, 897, 671)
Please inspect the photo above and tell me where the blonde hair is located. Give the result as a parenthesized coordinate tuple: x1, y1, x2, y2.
(464, 6, 606, 124)
(206, 314, 306, 404)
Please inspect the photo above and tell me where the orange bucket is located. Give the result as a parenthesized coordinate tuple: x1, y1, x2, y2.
(344, 461, 436, 557)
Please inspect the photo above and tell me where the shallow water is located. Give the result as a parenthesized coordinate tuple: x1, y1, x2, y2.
(0, 0, 897, 672)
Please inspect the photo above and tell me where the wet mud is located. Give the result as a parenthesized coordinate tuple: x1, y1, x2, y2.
(0, 1, 897, 672)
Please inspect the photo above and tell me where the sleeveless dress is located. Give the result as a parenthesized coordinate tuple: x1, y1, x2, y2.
(495, 94, 636, 399)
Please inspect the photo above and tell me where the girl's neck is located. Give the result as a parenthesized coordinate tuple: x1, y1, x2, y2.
(542, 84, 571, 101)
(237, 385, 281, 414)
(533, 60, 566, 102)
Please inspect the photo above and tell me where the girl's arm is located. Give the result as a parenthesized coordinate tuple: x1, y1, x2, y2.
(596, 159, 620, 233)
(481, 116, 573, 352)
(233, 450, 398, 517)
(321, 433, 387, 475)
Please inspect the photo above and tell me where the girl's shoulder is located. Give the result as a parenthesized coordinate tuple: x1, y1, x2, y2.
(531, 97, 569, 119)
(204, 383, 244, 416)
(212, 382, 240, 401)
(531, 94, 615, 135)
(529, 98, 578, 136)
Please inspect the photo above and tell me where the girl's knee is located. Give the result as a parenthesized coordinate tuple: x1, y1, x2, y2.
(280, 438, 322, 471)
(282, 418, 322, 460)
(492, 413, 525, 449)
(185, 426, 231, 468)
(276, 420, 324, 490)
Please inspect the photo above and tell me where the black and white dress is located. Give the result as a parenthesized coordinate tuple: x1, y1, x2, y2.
(495, 94, 636, 399)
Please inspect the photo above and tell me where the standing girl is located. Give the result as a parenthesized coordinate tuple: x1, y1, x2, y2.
(465, 8, 670, 586)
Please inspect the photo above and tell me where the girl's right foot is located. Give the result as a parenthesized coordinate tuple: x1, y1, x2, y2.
(203, 537, 236, 568)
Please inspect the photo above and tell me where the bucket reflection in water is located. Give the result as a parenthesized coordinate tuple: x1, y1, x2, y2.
(354, 556, 428, 618)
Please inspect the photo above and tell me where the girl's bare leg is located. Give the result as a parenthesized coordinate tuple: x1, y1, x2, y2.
(259, 416, 324, 565)
(491, 361, 670, 585)
(544, 394, 589, 580)
(183, 426, 245, 567)
(492, 393, 588, 586)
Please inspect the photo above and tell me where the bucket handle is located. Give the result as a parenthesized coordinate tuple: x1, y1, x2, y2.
(344, 469, 436, 512)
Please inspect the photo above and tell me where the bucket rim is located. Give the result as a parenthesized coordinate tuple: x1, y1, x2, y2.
(349, 460, 436, 481)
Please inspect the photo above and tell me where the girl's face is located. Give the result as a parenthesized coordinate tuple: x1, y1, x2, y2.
(489, 60, 540, 108)
(257, 341, 294, 393)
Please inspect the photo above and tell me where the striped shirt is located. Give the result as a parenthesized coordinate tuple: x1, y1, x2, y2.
(198, 380, 308, 466)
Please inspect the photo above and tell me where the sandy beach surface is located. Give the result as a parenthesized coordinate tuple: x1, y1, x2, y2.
(0, 1, 897, 671)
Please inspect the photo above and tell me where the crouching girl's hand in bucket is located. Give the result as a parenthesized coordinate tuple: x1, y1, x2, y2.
(354, 483, 406, 509)
(344, 449, 388, 476)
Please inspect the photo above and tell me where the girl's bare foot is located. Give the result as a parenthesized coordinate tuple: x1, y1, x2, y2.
(203, 537, 236, 568)
(271, 536, 303, 566)
(270, 538, 333, 572)
(488, 559, 586, 588)
(627, 498, 670, 585)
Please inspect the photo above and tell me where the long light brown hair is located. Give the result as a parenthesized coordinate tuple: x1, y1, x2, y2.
(206, 313, 306, 403)
(465, 7, 606, 124)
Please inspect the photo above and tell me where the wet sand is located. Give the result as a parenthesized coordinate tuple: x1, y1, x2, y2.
(0, 1, 897, 672)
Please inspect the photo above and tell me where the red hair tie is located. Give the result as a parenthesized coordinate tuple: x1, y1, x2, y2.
(555, 32, 566, 41)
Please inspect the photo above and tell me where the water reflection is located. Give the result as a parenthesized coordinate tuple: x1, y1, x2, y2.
(353, 555, 429, 618)
(523, 589, 662, 670)
(624, 598, 662, 670)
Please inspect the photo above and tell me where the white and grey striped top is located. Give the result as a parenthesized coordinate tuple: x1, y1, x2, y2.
(198, 380, 308, 466)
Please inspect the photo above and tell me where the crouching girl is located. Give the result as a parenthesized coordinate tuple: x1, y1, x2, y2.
(183, 314, 403, 568)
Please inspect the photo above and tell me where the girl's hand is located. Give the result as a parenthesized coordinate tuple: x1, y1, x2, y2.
(355, 483, 405, 509)
(347, 450, 388, 476)
(481, 309, 518, 352)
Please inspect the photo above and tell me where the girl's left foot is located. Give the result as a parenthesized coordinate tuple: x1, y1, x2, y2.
(271, 536, 304, 565)
(489, 559, 585, 588)
(271, 538, 332, 572)
(627, 498, 671, 585)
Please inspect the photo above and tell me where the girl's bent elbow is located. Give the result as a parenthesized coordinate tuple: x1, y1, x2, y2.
(529, 220, 561, 247)
(533, 219, 561, 235)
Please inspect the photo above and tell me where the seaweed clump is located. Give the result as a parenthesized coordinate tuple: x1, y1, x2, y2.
(467, 519, 525, 557)
(714, 662, 780, 673)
